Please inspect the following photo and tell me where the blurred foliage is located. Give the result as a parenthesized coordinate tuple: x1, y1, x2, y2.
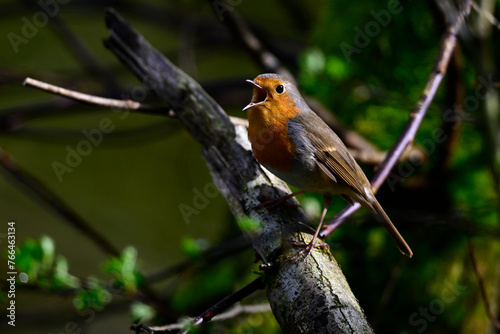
(102, 246, 144, 293)
(0, 0, 499, 333)
(181, 237, 210, 259)
(73, 276, 112, 311)
(298, 1, 500, 333)
(16, 235, 80, 290)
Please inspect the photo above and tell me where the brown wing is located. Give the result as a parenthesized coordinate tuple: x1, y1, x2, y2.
(294, 111, 370, 201)
(290, 112, 413, 257)
(312, 141, 367, 198)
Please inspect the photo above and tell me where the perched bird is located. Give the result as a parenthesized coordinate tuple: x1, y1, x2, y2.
(243, 73, 412, 258)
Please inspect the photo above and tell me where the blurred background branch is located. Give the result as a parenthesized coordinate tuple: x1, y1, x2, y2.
(0, 0, 499, 333)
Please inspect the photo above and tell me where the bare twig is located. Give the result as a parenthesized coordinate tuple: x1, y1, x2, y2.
(174, 278, 265, 334)
(23, 77, 168, 114)
(47, 13, 119, 90)
(322, 0, 473, 237)
(472, 1, 500, 31)
(211, 1, 293, 79)
(467, 232, 500, 329)
(23, 77, 247, 126)
(0, 147, 119, 256)
(433, 48, 465, 177)
(133, 301, 271, 333)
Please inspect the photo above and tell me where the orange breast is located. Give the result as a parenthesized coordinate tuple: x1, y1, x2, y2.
(247, 109, 296, 172)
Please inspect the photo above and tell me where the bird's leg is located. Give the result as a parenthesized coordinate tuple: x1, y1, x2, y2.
(290, 194, 332, 261)
(251, 190, 306, 211)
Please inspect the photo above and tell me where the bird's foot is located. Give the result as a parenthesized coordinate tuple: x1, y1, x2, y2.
(289, 240, 329, 261)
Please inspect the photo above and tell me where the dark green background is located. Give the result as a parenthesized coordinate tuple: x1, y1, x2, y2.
(0, 0, 499, 333)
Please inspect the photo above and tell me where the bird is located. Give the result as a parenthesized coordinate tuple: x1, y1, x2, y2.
(243, 73, 413, 258)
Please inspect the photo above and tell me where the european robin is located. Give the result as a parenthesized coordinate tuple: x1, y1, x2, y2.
(243, 73, 413, 258)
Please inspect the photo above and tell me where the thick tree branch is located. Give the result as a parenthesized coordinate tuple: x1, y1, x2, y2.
(104, 8, 373, 333)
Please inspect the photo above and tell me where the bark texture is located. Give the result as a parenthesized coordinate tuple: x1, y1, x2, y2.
(104, 9, 373, 333)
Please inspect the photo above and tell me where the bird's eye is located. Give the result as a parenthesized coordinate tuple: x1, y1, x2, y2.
(275, 84, 285, 94)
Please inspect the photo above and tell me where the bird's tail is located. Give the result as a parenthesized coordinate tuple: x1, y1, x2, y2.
(371, 199, 413, 258)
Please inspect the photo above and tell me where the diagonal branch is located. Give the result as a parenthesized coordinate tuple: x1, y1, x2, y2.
(322, 0, 473, 237)
(104, 8, 373, 333)
(467, 231, 500, 329)
(0, 147, 119, 256)
(175, 277, 265, 334)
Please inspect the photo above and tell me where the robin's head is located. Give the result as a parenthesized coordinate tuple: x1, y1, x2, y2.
(243, 73, 308, 120)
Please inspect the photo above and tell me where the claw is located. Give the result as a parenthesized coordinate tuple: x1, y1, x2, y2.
(289, 240, 329, 261)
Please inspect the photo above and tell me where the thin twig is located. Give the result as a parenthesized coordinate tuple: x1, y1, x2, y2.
(472, 2, 500, 31)
(432, 48, 465, 177)
(48, 13, 119, 90)
(131, 278, 266, 333)
(138, 302, 272, 333)
(23, 77, 247, 126)
(0, 147, 119, 256)
(23, 77, 167, 114)
(176, 277, 265, 334)
(212, 1, 293, 79)
(467, 232, 500, 329)
(322, 0, 473, 237)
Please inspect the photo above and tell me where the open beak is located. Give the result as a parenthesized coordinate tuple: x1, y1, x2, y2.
(242, 79, 267, 111)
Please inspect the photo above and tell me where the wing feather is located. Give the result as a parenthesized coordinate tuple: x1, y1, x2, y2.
(293, 112, 369, 200)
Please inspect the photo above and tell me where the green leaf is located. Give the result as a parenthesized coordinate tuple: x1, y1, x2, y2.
(325, 56, 349, 80)
(181, 237, 209, 259)
(130, 301, 156, 323)
(302, 47, 326, 75)
(39, 235, 55, 271)
(102, 246, 143, 292)
(73, 276, 111, 311)
(15, 236, 78, 289)
(15, 238, 43, 279)
(52, 255, 80, 289)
